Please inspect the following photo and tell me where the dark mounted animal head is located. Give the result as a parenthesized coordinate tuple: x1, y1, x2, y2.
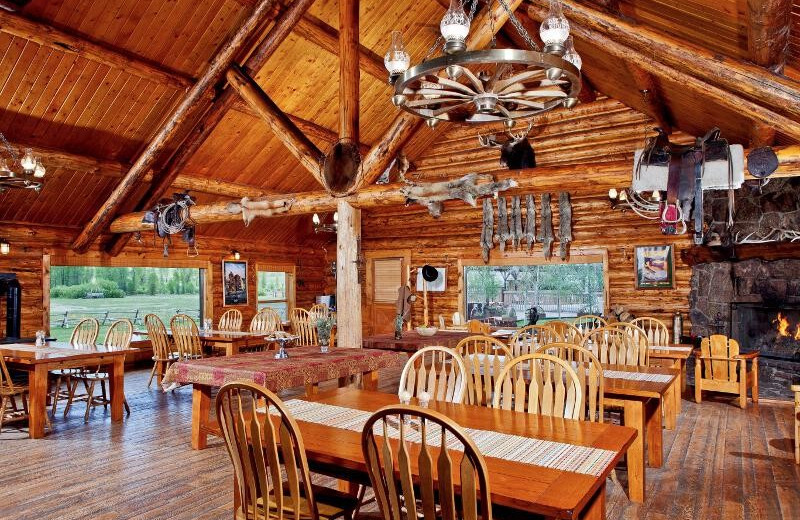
(478, 126, 536, 170)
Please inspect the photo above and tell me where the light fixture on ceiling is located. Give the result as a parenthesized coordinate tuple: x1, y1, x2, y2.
(384, 0, 581, 128)
(232, 250, 241, 260)
(0, 238, 9, 255)
(312, 212, 338, 234)
(0, 132, 45, 193)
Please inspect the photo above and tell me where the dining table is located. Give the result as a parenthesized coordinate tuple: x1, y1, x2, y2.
(136, 328, 270, 356)
(362, 330, 472, 353)
(0, 342, 129, 438)
(273, 388, 637, 520)
(161, 346, 407, 449)
(648, 342, 693, 395)
(602, 363, 679, 504)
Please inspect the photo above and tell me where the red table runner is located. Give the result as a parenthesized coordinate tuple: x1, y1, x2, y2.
(162, 346, 406, 390)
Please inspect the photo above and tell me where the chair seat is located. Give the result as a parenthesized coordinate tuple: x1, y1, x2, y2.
(235, 484, 358, 520)
(0, 383, 28, 397)
(152, 353, 180, 362)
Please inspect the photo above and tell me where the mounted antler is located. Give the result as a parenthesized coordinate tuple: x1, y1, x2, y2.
(478, 121, 536, 169)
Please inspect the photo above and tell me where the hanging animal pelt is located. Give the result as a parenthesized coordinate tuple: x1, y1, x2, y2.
(238, 197, 294, 226)
(481, 197, 494, 263)
(511, 196, 523, 249)
(401, 172, 517, 217)
(525, 194, 536, 251)
(538, 193, 554, 259)
(494, 196, 512, 252)
(558, 192, 573, 260)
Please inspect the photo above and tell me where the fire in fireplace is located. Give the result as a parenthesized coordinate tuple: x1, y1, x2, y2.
(731, 303, 800, 360)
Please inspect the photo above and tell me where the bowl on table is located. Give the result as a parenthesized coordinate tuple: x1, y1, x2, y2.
(415, 326, 439, 337)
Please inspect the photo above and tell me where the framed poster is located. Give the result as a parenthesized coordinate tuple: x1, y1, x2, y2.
(416, 267, 446, 292)
(223, 260, 249, 305)
(635, 245, 674, 289)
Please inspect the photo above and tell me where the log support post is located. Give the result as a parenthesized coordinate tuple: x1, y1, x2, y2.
(336, 200, 362, 348)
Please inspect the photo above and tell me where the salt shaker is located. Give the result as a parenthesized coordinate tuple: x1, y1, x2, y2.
(399, 390, 412, 405)
(418, 391, 431, 408)
(35, 330, 45, 347)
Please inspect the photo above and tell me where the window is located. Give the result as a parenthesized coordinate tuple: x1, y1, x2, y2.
(49, 266, 203, 342)
(463, 261, 605, 325)
(257, 268, 294, 320)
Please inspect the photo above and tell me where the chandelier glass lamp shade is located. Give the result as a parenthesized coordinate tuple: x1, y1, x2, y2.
(385, 0, 582, 127)
(312, 212, 338, 234)
(0, 132, 45, 192)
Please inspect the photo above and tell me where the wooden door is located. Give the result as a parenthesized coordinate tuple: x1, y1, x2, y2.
(368, 256, 405, 336)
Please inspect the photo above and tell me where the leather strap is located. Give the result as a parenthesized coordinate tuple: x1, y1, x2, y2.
(693, 149, 704, 245)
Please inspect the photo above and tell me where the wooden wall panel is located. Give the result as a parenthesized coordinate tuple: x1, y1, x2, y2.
(0, 252, 44, 338)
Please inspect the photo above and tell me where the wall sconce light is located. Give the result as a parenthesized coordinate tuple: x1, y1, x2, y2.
(608, 187, 663, 218)
(232, 250, 241, 260)
(0, 238, 9, 255)
(312, 212, 338, 233)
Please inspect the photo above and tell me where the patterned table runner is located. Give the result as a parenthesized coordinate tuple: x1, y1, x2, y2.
(276, 399, 617, 477)
(603, 370, 674, 383)
(650, 345, 692, 352)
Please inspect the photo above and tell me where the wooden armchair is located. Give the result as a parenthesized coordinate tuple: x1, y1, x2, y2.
(546, 320, 583, 344)
(630, 316, 671, 346)
(455, 336, 512, 407)
(216, 382, 358, 520)
(582, 326, 649, 367)
(171, 314, 204, 360)
(76, 319, 133, 421)
(509, 324, 563, 357)
(398, 346, 467, 404)
(572, 314, 607, 335)
(695, 335, 759, 409)
(536, 343, 604, 422)
(250, 308, 283, 333)
(218, 309, 243, 332)
(291, 308, 317, 346)
(145, 314, 177, 387)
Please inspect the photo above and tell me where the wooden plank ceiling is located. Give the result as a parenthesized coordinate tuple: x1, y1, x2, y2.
(0, 0, 797, 250)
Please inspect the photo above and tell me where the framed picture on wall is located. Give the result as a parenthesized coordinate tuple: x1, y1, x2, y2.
(634, 245, 674, 289)
(223, 260, 248, 306)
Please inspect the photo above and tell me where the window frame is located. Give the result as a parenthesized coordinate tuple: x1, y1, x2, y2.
(256, 264, 296, 320)
(458, 249, 609, 320)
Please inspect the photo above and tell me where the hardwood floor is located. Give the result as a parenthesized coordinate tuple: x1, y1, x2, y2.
(0, 366, 798, 520)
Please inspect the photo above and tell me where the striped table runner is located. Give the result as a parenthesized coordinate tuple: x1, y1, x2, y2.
(650, 345, 692, 352)
(276, 400, 617, 477)
(603, 370, 674, 383)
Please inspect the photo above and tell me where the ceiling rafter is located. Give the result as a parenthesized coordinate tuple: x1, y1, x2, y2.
(746, 0, 792, 73)
(70, 0, 279, 254)
(103, 0, 318, 258)
(626, 65, 672, 134)
(0, 8, 194, 89)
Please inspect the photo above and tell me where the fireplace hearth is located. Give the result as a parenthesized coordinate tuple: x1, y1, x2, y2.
(731, 303, 800, 361)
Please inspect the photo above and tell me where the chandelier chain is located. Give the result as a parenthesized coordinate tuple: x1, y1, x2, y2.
(0, 132, 19, 163)
(499, 0, 541, 51)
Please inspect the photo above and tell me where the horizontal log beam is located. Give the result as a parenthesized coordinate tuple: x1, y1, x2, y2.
(531, 0, 800, 122)
(0, 9, 193, 89)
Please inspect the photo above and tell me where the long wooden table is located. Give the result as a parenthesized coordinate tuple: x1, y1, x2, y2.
(163, 346, 407, 449)
(603, 363, 679, 504)
(362, 330, 471, 353)
(0, 342, 129, 438)
(285, 388, 637, 520)
(136, 329, 269, 356)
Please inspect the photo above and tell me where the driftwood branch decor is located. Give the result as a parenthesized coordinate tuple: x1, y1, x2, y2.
(239, 197, 294, 226)
(494, 196, 512, 252)
(558, 191, 573, 260)
(481, 197, 494, 263)
(538, 193, 554, 259)
(401, 172, 517, 217)
(525, 194, 536, 251)
(511, 196, 523, 248)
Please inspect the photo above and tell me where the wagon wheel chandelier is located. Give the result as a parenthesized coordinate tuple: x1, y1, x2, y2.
(0, 132, 46, 193)
(384, 0, 582, 128)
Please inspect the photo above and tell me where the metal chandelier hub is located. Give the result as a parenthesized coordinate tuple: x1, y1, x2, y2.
(391, 48, 581, 125)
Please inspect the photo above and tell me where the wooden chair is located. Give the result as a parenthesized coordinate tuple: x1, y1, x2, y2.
(545, 320, 583, 344)
(466, 319, 490, 334)
(492, 353, 583, 420)
(362, 405, 493, 520)
(605, 322, 650, 363)
(145, 314, 177, 388)
(508, 324, 563, 357)
(398, 346, 467, 404)
(50, 317, 100, 416)
(535, 343, 604, 422)
(291, 308, 317, 346)
(216, 382, 358, 520)
(695, 335, 759, 409)
(1, 355, 46, 433)
(581, 326, 648, 367)
(250, 308, 283, 333)
(630, 316, 671, 346)
(572, 315, 607, 336)
(309, 303, 331, 320)
(75, 319, 133, 422)
(171, 314, 204, 360)
(455, 336, 513, 407)
(218, 309, 243, 332)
